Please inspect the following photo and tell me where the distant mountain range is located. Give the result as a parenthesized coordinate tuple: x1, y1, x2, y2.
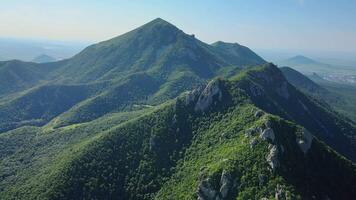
(0, 18, 355, 199)
(278, 55, 356, 85)
(0, 38, 88, 62)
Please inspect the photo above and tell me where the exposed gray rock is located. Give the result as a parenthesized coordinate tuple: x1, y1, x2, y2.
(195, 80, 222, 112)
(172, 114, 178, 124)
(250, 138, 258, 148)
(296, 128, 313, 154)
(264, 120, 272, 128)
(260, 128, 275, 143)
(254, 110, 264, 118)
(275, 184, 290, 200)
(149, 137, 156, 150)
(266, 144, 279, 171)
(197, 178, 218, 200)
(258, 174, 266, 186)
(219, 170, 232, 199)
(245, 127, 262, 137)
(186, 86, 203, 105)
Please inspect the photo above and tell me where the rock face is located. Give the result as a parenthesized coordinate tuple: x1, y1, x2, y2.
(266, 144, 279, 171)
(296, 128, 313, 154)
(260, 128, 275, 143)
(195, 80, 223, 112)
(254, 110, 264, 118)
(197, 178, 218, 200)
(219, 170, 232, 199)
(197, 170, 233, 200)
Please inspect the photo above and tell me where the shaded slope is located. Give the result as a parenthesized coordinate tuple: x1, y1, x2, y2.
(280, 67, 356, 122)
(234, 64, 356, 161)
(0, 83, 100, 132)
(0, 60, 60, 96)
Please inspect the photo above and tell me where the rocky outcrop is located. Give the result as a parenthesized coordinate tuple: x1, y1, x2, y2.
(250, 138, 258, 148)
(219, 170, 232, 199)
(195, 80, 223, 112)
(254, 110, 264, 118)
(275, 184, 290, 200)
(197, 170, 233, 200)
(296, 128, 313, 154)
(245, 126, 262, 137)
(260, 128, 275, 143)
(266, 144, 279, 171)
(197, 178, 218, 200)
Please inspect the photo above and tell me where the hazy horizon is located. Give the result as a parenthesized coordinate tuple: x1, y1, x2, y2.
(1, 0, 356, 56)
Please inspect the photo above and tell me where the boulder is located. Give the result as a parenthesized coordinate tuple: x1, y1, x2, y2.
(254, 110, 264, 118)
(197, 178, 218, 200)
(266, 144, 279, 171)
(250, 138, 258, 148)
(219, 170, 232, 198)
(195, 80, 222, 112)
(260, 128, 275, 143)
(296, 128, 313, 154)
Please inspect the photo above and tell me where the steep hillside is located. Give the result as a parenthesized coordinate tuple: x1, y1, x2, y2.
(233, 64, 356, 161)
(0, 60, 60, 96)
(281, 67, 356, 122)
(1, 67, 355, 199)
(0, 18, 266, 133)
(53, 18, 265, 84)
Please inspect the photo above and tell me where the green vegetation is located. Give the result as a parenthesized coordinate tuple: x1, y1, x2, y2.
(1, 66, 355, 199)
(0, 19, 355, 199)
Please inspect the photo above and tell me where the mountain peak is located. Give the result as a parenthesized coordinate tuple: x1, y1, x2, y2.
(286, 55, 319, 65)
(140, 17, 179, 31)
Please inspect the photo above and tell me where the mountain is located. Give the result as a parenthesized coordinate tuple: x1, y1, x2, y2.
(0, 64, 355, 199)
(0, 60, 62, 97)
(31, 54, 56, 63)
(278, 55, 356, 85)
(281, 55, 320, 65)
(0, 18, 266, 133)
(0, 19, 356, 199)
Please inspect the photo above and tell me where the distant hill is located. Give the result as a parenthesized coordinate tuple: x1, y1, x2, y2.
(32, 54, 56, 63)
(282, 55, 320, 65)
(281, 66, 356, 122)
(278, 55, 356, 85)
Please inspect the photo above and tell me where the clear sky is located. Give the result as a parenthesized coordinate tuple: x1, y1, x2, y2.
(1, 0, 356, 54)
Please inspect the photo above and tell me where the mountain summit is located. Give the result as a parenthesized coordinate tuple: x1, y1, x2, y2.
(53, 18, 266, 83)
(0, 18, 266, 132)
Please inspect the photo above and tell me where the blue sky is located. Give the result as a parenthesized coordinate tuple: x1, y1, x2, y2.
(1, 0, 356, 54)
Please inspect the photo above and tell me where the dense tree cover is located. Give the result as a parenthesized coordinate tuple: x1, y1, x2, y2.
(0, 18, 266, 134)
(232, 64, 356, 161)
(0, 65, 355, 199)
(0, 18, 356, 200)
